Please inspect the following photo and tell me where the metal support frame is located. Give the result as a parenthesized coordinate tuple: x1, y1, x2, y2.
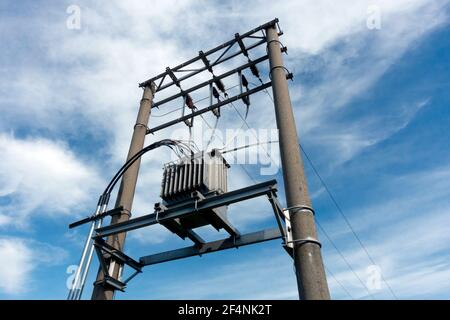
(93, 238, 142, 292)
(94, 179, 278, 239)
(139, 19, 280, 91)
(85, 179, 286, 292)
(152, 55, 269, 109)
(69, 206, 125, 229)
(68, 18, 329, 300)
(147, 81, 273, 135)
(140, 228, 282, 266)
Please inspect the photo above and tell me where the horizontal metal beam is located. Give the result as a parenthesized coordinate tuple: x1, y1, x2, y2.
(153, 39, 267, 92)
(139, 18, 278, 88)
(152, 55, 268, 108)
(146, 81, 272, 135)
(139, 228, 283, 266)
(69, 206, 124, 229)
(94, 179, 277, 239)
(160, 219, 205, 246)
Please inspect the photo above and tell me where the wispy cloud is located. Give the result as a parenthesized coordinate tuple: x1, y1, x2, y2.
(0, 0, 449, 299)
(0, 237, 68, 295)
(0, 133, 102, 228)
(317, 164, 450, 299)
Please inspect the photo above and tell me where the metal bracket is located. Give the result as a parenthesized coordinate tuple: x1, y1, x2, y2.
(139, 228, 282, 266)
(92, 238, 143, 292)
(94, 179, 278, 239)
(287, 237, 322, 248)
(94, 275, 127, 292)
(69, 206, 125, 229)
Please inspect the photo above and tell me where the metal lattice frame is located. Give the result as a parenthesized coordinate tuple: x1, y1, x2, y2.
(69, 18, 295, 297)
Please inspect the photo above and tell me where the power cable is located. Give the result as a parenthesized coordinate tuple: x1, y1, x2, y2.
(229, 101, 279, 172)
(300, 144, 398, 299)
(198, 113, 257, 184)
(316, 220, 375, 299)
(324, 265, 355, 300)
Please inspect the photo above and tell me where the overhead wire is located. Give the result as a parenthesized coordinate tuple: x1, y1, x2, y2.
(150, 52, 385, 300)
(256, 85, 383, 299)
(316, 220, 375, 299)
(324, 265, 355, 300)
(228, 100, 279, 171)
(299, 144, 398, 299)
(221, 140, 279, 154)
(284, 208, 361, 300)
(198, 113, 257, 184)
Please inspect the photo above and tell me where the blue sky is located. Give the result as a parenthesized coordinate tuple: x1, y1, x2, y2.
(1, 0, 450, 300)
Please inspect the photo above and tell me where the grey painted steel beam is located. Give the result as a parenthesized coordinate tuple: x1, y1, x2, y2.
(152, 55, 268, 109)
(140, 228, 282, 266)
(139, 19, 278, 89)
(146, 81, 272, 135)
(154, 39, 266, 93)
(69, 206, 124, 229)
(94, 179, 277, 239)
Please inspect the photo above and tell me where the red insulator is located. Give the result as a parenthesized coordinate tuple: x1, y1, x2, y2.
(185, 94, 195, 109)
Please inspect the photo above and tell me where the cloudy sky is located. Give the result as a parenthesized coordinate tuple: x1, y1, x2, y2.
(0, 0, 449, 299)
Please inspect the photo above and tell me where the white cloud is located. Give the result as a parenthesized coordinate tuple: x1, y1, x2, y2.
(0, 237, 68, 295)
(0, 238, 33, 294)
(0, 133, 102, 228)
(316, 165, 450, 299)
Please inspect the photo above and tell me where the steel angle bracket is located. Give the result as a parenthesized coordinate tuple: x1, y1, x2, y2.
(93, 238, 143, 291)
(69, 206, 126, 229)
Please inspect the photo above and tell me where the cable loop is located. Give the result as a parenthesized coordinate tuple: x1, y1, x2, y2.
(266, 39, 286, 54)
(269, 65, 291, 80)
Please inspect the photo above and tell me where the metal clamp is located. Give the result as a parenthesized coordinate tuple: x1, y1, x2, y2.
(118, 208, 131, 218)
(287, 236, 322, 248)
(134, 122, 149, 131)
(285, 205, 315, 216)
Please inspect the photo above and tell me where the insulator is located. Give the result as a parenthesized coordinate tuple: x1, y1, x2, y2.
(214, 78, 226, 93)
(241, 95, 250, 106)
(250, 64, 260, 79)
(212, 86, 220, 100)
(185, 94, 195, 109)
(241, 74, 249, 89)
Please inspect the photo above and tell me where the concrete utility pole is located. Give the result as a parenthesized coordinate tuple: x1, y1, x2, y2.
(91, 83, 156, 300)
(266, 25, 330, 300)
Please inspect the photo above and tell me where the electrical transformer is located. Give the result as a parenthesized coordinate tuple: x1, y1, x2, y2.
(159, 149, 230, 231)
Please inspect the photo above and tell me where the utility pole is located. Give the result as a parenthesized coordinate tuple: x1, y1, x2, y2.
(266, 25, 330, 300)
(91, 83, 156, 300)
